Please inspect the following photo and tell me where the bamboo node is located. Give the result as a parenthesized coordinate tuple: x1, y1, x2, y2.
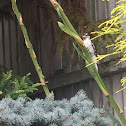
(50, 0, 58, 6)
(19, 14, 23, 25)
(25, 39, 30, 48)
(103, 91, 109, 97)
(41, 81, 45, 86)
(32, 50, 37, 59)
(120, 108, 123, 114)
(77, 39, 83, 45)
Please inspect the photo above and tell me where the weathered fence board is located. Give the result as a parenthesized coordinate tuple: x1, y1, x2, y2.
(10, 18, 18, 73)
(97, 0, 107, 20)
(103, 76, 114, 116)
(113, 74, 124, 120)
(82, 80, 93, 100)
(107, 0, 116, 15)
(0, 19, 4, 66)
(92, 80, 103, 108)
(3, 18, 11, 69)
(72, 82, 82, 97)
(122, 71, 126, 117)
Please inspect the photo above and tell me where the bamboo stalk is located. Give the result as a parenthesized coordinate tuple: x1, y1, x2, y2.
(49, 0, 126, 125)
(11, 0, 50, 96)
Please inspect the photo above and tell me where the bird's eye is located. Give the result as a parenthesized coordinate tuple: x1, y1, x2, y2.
(85, 33, 88, 36)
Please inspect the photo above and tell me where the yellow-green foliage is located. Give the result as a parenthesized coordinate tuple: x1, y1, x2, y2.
(92, 0, 126, 92)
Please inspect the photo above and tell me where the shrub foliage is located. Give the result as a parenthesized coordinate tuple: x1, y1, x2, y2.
(0, 90, 111, 126)
(0, 70, 40, 100)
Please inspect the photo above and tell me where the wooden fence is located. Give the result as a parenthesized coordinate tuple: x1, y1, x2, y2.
(0, 0, 126, 122)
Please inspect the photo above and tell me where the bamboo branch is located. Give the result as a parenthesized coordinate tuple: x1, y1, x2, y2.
(11, 0, 50, 96)
(49, 0, 126, 125)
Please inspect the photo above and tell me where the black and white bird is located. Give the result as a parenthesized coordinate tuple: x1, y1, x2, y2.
(82, 33, 98, 70)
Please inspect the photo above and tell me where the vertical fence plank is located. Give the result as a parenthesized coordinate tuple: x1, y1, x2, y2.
(10, 18, 19, 73)
(0, 19, 4, 66)
(103, 76, 114, 116)
(23, 2, 40, 81)
(64, 85, 73, 99)
(72, 82, 82, 96)
(122, 71, 126, 117)
(3, 18, 11, 70)
(87, 0, 95, 19)
(92, 80, 103, 108)
(62, 51, 71, 73)
(39, 8, 54, 76)
(71, 54, 81, 72)
(39, 7, 45, 75)
(107, 0, 116, 16)
(55, 86, 66, 100)
(97, 0, 107, 20)
(17, 0, 27, 76)
(54, 52, 62, 73)
(17, 23, 26, 76)
(112, 73, 124, 120)
(82, 80, 93, 100)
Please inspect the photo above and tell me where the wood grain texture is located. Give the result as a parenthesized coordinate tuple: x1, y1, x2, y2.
(81, 80, 93, 101)
(112, 74, 124, 121)
(92, 80, 103, 108)
(97, 0, 107, 20)
(10, 17, 19, 73)
(122, 71, 126, 117)
(0, 19, 4, 66)
(103, 76, 114, 116)
(0, 0, 10, 8)
(3, 18, 11, 69)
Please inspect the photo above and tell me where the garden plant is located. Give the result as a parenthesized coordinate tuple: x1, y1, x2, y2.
(92, 0, 126, 94)
(0, 70, 41, 100)
(0, 90, 112, 126)
(48, 0, 126, 125)
(0, 0, 125, 125)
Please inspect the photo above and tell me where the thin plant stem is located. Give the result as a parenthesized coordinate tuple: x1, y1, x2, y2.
(11, 0, 50, 96)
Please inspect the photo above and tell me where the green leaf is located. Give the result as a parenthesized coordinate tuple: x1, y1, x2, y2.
(73, 42, 86, 60)
(0, 91, 3, 94)
(55, 4, 78, 35)
(104, 107, 122, 126)
(32, 83, 41, 88)
(58, 22, 81, 41)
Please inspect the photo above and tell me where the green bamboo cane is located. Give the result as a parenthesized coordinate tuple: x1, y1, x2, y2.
(11, 0, 50, 96)
(49, 0, 126, 125)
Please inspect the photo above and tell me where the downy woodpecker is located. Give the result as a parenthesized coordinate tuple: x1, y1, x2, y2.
(82, 33, 98, 70)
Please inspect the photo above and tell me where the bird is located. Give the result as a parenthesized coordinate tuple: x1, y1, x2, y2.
(82, 33, 98, 70)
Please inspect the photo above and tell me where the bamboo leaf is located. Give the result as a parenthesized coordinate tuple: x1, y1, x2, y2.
(58, 22, 81, 40)
(55, 4, 78, 35)
(104, 107, 122, 126)
(0, 91, 2, 95)
(73, 42, 86, 60)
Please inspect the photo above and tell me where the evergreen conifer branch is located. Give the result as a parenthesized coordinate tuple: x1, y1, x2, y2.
(0, 90, 112, 126)
(0, 71, 41, 100)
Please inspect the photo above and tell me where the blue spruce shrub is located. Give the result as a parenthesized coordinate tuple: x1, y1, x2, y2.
(0, 90, 112, 126)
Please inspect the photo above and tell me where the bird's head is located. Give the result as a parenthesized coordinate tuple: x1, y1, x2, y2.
(82, 33, 90, 40)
